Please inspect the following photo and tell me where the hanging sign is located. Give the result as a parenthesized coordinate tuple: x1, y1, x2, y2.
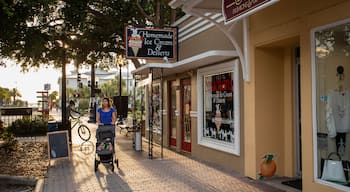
(125, 26, 178, 60)
(222, 0, 279, 24)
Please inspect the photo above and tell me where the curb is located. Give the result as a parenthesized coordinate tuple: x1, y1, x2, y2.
(34, 178, 44, 192)
(0, 174, 44, 192)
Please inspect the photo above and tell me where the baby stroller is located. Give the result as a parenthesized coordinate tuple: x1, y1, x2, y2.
(94, 124, 119, 172)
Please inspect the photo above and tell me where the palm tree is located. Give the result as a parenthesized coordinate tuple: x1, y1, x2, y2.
(49, 91, 59, 108)
(0, 87, 11, 106)
(9, 88, 21, 105)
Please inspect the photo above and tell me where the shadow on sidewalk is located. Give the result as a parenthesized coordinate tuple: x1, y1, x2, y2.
(43, 142, 132, 191)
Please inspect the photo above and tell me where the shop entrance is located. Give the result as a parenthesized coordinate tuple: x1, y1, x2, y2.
(181, 78, 191, 152)
(255, 36, 301, 180)
(169, 80, 177, 147)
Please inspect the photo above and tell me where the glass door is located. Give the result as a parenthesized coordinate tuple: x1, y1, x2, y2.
(169, 81, 177, 147)
(181, 78, 191, 152)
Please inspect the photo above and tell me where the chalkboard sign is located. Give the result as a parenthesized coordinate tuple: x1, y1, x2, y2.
(47, 130, 70, 162)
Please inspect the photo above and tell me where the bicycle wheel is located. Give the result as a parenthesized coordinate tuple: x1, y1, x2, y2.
(78, 124, 91, 141)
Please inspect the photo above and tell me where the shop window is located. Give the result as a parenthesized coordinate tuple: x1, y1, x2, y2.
(197, 60, 240, 155)
(313, 19, 350, 190)
(148, 82, 161, 133)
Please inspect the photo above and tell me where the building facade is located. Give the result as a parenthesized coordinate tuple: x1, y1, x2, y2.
(132, 0, 350, 191)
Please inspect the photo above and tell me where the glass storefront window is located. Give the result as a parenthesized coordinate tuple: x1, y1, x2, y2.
(204, 72, 234, 142)
(313, 19, 350, 189)
(149, 83, 161, 133)
(197, 61, 240, 155)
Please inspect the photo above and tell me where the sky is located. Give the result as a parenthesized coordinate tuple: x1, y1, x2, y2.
(0, 60, 135, 104)
(0, 62, 75, 104)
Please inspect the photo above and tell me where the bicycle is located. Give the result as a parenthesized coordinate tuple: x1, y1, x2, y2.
(70, 114, 91, 141)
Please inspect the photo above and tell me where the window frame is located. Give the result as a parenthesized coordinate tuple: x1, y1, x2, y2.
(197, 60, 240, 155)
(311, 17, 350, 191)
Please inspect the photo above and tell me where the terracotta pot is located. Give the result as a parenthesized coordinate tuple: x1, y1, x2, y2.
(260, 159, 276, 178)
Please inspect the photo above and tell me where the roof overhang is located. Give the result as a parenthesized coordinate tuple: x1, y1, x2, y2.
(168, 0, 250, 82)
(131, 50, 238, 77)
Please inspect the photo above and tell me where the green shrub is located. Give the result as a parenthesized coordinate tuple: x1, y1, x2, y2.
(7, 118, 48, 136)
(0, 120, 17, 151)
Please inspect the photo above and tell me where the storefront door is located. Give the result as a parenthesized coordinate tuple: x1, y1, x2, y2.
(169, 80, 177, 147)
(181, 78, 191, 152)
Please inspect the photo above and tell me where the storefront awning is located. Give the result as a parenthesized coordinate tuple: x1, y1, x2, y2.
(131, 50, 238, 77)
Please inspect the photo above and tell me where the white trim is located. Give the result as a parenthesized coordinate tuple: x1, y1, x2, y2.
(131, 50, 238, 75)
(189, 8, 248, 82)
(178, 14, 208, 33)
(179, 16, 225, 43)
(243, 18, 250, 82)
(137, 76, 151, 87)
(190, 111, 198, 118)
(171, 14, 192, 27)
(197, 60, 240, 155)
(311, 17, 350, 191)
(179, 13, 221, 38)
(161, 109, 167, 115)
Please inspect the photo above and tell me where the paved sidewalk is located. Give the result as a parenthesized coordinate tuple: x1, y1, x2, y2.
(42, 114, 286, 192)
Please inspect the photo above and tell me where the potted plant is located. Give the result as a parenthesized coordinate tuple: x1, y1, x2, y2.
(258, 153, 277, 179)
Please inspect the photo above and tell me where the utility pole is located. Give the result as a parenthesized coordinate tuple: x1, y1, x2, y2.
(88, 62, 96, 123)
(61, 49, 67, 128)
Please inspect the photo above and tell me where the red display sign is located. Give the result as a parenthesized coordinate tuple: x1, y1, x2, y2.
(223, 0, 279, 24)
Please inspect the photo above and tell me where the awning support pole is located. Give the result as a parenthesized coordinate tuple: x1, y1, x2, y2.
(160, 68, 164, 158)
(148, 68, 153, 159)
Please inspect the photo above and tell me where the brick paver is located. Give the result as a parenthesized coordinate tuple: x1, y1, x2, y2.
(42, 111, 285, 192)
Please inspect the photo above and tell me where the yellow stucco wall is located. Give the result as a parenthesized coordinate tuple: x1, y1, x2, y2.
(248, 0, 350, 191)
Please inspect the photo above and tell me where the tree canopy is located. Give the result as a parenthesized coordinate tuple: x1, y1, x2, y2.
(0, 0, 184, 70)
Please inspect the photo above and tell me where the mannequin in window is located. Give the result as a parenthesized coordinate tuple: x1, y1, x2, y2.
(326, 65, 350, 158)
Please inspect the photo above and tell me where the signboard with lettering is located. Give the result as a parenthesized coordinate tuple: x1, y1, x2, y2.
(222, 0, 279, 24)
(44, 83, 51, 91)
(125, 26, 178, 60)
(47, 130, 70, 162)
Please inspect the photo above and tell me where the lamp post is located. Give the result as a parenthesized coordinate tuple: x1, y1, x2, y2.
(88, 62, 96, 123)
(117, 55, 125, 120)
(60, 42, 68, 129)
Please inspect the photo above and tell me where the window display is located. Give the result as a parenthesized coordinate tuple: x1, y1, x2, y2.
(197, 61, 240, 155)
(204, 72, 234, 143)
(148, 83, 161, 133)
(313, 19, 350, 188)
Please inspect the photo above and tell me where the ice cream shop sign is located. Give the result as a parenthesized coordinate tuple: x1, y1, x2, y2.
(125, 26, 177, 60)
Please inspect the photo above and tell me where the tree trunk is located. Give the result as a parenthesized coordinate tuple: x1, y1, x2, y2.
(61, 50, 67, 128)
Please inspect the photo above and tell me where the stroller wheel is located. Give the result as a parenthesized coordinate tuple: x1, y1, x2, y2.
(115, 159, 119, 168)
(111, 163, 114, 172)
(94, 160, 98, 172)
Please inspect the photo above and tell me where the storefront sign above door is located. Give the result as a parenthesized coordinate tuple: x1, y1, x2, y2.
(223, 0, 279, 24)
(125, 26, 178, 61)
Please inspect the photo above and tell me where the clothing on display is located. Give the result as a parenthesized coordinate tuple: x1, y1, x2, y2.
(326, 89, 350, 136)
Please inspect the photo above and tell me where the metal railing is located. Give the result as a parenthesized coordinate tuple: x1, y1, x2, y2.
(0, 107, 33, 127)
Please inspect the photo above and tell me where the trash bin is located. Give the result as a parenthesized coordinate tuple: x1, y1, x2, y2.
(135, 130, 142, 151)
(48, 121, 59, 132)
(48, 121, 64, 132)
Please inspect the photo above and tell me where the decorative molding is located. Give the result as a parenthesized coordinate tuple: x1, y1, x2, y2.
(190, 111, 198, 118)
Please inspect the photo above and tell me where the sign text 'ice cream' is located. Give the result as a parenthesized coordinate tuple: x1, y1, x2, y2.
(125, 27, 178, 60)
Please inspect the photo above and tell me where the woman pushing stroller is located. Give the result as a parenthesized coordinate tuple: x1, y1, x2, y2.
(96, 97, 117, 126)
(95, 97, 118, 171)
